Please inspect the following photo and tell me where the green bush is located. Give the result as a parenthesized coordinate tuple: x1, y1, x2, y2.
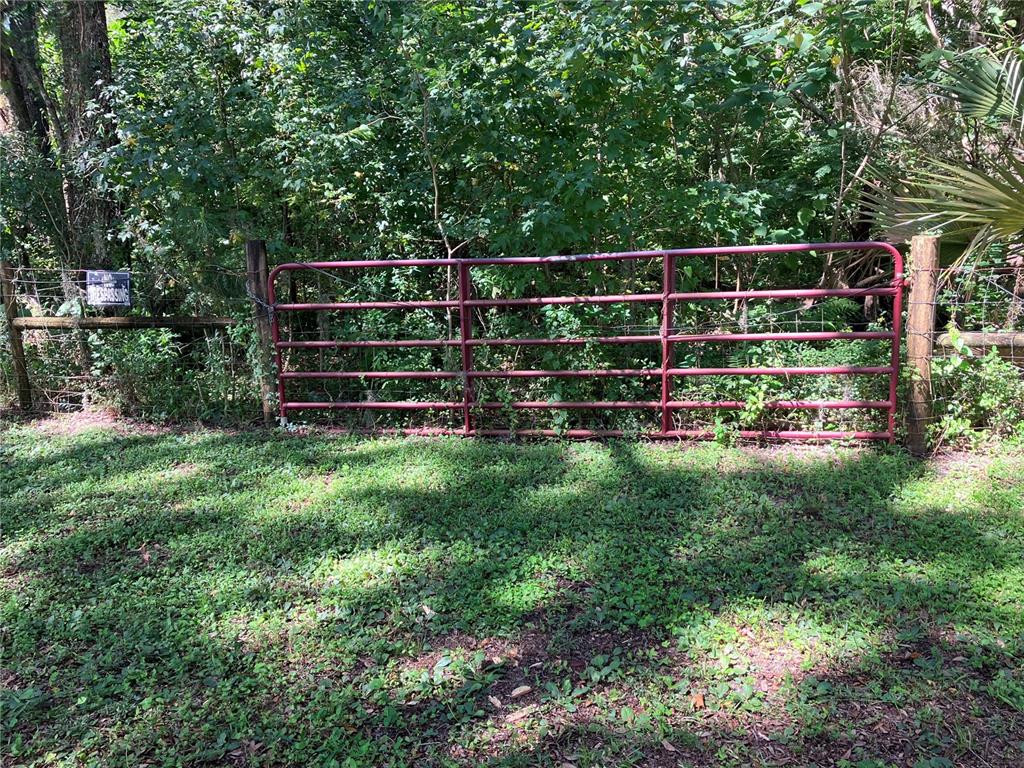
(930, 327, 1024, 446)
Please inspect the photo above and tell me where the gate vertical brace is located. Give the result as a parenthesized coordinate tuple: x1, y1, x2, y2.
(889, 248, 907, 446)
(264, 255, 288, 424)
(457, 262, 475, 436)
(660, 253, 676, 435)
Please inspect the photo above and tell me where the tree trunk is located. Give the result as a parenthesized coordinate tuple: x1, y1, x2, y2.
(1, 1, 67, 272)
(0, 1, 53, 154)
(57, 0, 115, 270)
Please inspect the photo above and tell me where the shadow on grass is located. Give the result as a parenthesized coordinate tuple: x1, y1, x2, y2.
(1, 427, 1022, 766)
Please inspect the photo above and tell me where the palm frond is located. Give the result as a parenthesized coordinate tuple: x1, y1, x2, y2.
(945, 48, 1024, 136)
(866, 47, 1024, 265)
(862, 158, 1024, 261)
(902, 160, 1024, 234)
(860, 166, 948, 244)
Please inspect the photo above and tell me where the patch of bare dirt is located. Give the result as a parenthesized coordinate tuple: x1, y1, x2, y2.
(395, 632, 518, 676)
(0, 563, 29, 592)
(166, 461, 201, 477)
(12, 408, 172, 437)
(927, 449, 1003, 478)
(739, 634, 808, 700)
(809, 652, 1024, 768)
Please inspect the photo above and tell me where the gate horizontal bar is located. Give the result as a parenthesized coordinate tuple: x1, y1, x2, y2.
(464, 294, 661, 307)
(667, 366, 891, 376)
(276, 335, 661, 349)
(280, 365, 890, 380)
(668, 399, 890, 409)
(468, 368, 659, 378)
(276, 300, 458, 311)
(284, 401, 462, 410)
(274, 289, 895, 313)
(666, 331, 894, 342)
(282, 368, 659, 379)
(667, 287, 897, 301)
(477, 429, 892, 440)
(282, 399, 890, 411)
(318, 426, 891, 441)
(470, 335, 659, 346)
(276, 294, 663, 312)
(275, 331, 893, 350)
(478, 400, 657, 408)
(277, 339, 458, 349)
(281, 370, 459, 379)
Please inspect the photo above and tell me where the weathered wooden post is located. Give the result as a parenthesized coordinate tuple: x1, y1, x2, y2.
(245, 240, 276, 427)
(0, 260, 32, 410)
(905, 234, 940, 457)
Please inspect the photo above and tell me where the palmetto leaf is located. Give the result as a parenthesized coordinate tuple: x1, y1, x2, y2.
(946, 49, 1024, 136)
(897, 160, 1024, 238)
(866, 48, 1024, 261)
(861, 169, 945, 244)
(863, 158, 1024, 261)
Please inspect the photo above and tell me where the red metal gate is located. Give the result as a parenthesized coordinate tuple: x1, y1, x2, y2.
(268, 242, 904, 441)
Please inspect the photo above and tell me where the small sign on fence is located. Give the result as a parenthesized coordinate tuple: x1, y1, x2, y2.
(85, 270, 131, 307)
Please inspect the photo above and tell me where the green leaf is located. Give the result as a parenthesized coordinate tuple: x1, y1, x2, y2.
(946, 49, 1024, 134)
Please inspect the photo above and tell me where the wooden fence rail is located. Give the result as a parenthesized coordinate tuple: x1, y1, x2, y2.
(11, 316, 236, 330)
(0, 258, 244, 415)
(935, 331, 1024, 361)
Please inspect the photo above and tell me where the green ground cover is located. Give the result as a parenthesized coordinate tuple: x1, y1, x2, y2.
(2, 417, 1022, 767)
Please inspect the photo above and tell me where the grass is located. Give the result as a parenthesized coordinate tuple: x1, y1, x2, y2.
(2, 416, 1023, 767)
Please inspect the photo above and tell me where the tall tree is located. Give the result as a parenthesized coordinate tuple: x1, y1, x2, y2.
(57, 0, 116, 269)
(1, 0, 115, 271)
(0, 1, 52, 154)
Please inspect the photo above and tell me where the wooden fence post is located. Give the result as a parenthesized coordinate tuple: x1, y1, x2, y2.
(905, 234, 940, 457)
(1, 261, 32, 410)
(245, 240, 276, 427)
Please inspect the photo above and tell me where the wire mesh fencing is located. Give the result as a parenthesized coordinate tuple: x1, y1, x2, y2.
(924, 261, 1024, 447)
(0, 264, 262, 421)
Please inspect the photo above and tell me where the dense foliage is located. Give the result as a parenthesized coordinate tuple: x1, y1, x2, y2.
(4, 0, 987, 268)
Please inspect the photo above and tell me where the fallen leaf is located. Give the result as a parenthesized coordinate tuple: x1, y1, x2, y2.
(510, 685, 532, 699)
(661, 739, 677, 752)
(689, 691, 705, 710)
(488, 695, 502, 708)
(506, 704, 537, 722)
(420, 604, 436, 619)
